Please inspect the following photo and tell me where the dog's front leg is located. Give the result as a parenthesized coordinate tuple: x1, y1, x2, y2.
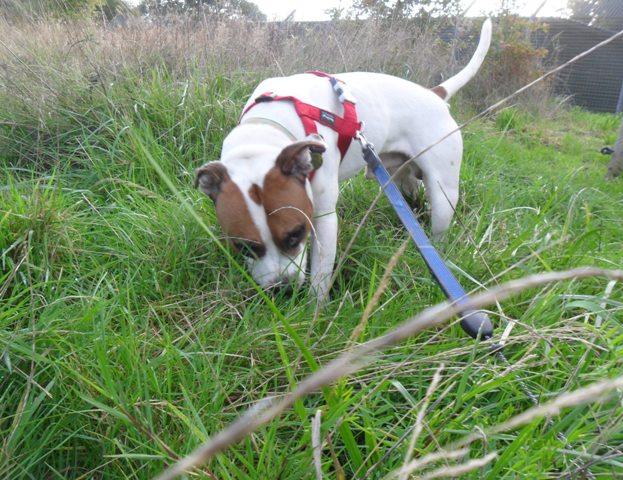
(309, 176, 339, 304)
(310, 210, 338, 303)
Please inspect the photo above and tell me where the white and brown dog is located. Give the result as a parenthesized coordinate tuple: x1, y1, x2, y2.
(196, 19, 492, 301)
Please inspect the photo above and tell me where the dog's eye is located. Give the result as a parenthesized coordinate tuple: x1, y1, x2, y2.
(283, 224, 306, 250)
(233, 240, 265, 259)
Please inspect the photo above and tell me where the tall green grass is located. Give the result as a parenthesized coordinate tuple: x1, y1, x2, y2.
(1, 61, 623, 480)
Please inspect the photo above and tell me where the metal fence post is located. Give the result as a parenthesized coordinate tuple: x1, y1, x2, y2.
(606, 118, 623, 179)
(617, 78, 623, 113)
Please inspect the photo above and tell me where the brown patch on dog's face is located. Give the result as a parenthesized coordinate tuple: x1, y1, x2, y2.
(216, 181, 266, 258)
(431, 85, 447, 100)
(196, 162, 265, 258)
(263, 166, 313, 253)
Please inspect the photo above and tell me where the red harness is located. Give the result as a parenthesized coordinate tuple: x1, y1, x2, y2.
(240, 71, 361, 165)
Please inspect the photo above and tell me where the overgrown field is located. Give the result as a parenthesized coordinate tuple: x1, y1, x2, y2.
(2, 19, 623, 480)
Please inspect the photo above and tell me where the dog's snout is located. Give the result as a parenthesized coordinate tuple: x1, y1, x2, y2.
(275, 282, 294, 296)
(248, 245, 307, 295)
(268, 277, 295, 296)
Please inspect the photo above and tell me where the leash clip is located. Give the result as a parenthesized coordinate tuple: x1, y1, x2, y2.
(354, 123, 372, 149)
(355, 127, 382, 171)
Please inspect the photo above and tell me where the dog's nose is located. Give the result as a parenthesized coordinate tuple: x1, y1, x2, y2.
(276, 283, 294, 296)
(268, 278, 295, 296)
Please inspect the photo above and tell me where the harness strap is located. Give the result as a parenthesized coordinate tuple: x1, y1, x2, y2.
(240, 72, 361, 173)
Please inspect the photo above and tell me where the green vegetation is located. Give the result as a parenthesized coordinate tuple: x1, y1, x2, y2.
(0, 0, 129, 19)
(1, 29, 622, 480)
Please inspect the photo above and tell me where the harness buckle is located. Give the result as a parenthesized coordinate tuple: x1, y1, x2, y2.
(329, 76, 357, 104)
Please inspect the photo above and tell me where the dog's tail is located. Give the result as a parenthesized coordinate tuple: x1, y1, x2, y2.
(432, 18, 492, 101)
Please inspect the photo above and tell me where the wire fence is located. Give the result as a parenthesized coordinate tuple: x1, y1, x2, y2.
(433, 15, 623, 114)
(534, 17, 623, 113)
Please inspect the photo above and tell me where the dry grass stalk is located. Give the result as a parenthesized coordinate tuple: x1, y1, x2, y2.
(399, 363, 445, 480)
(312, 409, 323, 480)
(0, 15, 448, 127)
(419, 452, 498, 479)
(153, 267, 623, 480)
(395, 448, 470, 478)
(564, 279, 617, 390)
(458, 374, 623, 447)
(394, 373, 623, 478)
(350, 238, 409, 342)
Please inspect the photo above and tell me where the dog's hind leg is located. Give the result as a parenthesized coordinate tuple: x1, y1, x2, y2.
(424, 171, 459, 239)
(367, 151, 425, 210)
(405, 132, 462, 239)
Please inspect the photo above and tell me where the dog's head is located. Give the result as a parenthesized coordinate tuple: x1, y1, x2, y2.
(196, 136, 326, 289)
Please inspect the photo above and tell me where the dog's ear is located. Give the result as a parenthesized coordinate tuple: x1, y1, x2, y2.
(195, 162, 229, 202)
(276, 135, 327, 179)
